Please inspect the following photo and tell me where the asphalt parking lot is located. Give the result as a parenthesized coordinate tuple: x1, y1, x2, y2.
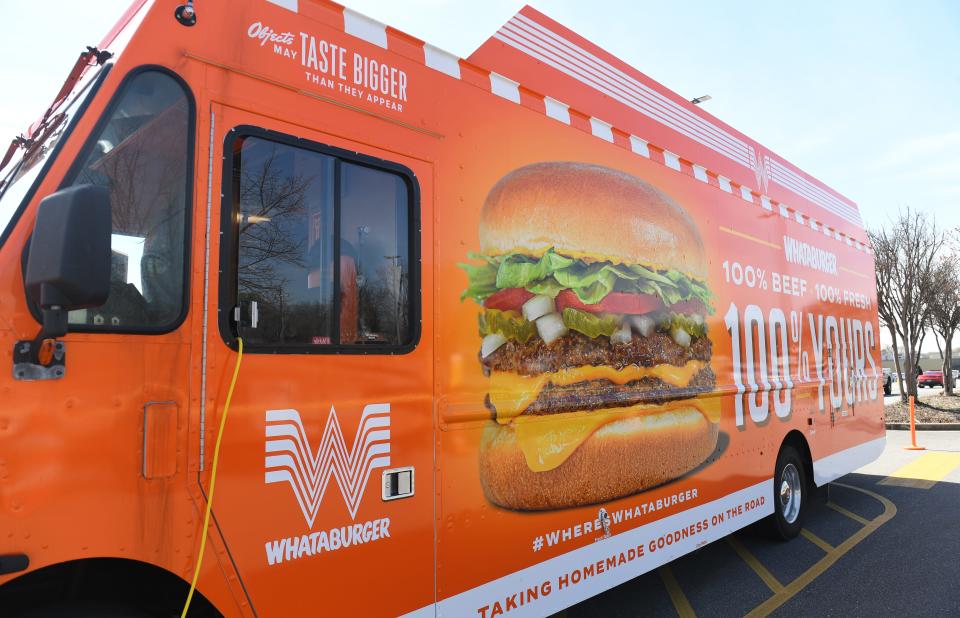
(556, 430, 960, 617)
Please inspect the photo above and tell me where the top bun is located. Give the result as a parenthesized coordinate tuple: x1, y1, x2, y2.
(479, 162, 707, 281)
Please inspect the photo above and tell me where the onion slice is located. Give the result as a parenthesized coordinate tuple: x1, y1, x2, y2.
(522, 294, 555, 322)
(611, 322, 632, 345)
(536, 313, 568, 345)
(671, 326, 691, 348)
(629, 314, 656, 337)
(481, 333, 508, 358)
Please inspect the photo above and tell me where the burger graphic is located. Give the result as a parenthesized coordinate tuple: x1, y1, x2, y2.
(460, 162, 719, 510)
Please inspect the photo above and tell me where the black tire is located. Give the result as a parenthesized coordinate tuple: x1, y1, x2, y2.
(760, 445, 808, 541)
(18, 603, 154, 618)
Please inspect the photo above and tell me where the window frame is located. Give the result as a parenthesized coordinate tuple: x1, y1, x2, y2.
(24, 64, 197, 335)
(218, 125, 422, 355)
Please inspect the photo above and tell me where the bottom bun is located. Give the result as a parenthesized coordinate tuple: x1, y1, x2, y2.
(479, 408, 719, 510)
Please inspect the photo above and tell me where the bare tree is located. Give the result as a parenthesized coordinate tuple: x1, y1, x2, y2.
(236, 144, 315, 297)
(872, 227, 905, 394)
(868, 207, 946, 402)
(927, 254, 960, 394)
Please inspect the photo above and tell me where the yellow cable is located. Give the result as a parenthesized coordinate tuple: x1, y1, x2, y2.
(182, 338, 243, 618)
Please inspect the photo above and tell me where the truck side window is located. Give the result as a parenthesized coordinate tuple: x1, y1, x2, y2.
(234, 138, 336, 346)
(62, 69, 191, 331)
(231, 135, 414, 351)
(341, 161, 411, 346)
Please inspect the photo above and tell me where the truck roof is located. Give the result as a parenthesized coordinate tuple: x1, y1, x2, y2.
(112, 0, 865, 253)
(270, 0, 868, 248)
(469, 6, 866, 244)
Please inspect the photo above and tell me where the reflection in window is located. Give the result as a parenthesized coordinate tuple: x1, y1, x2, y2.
(64, 70, 190, 329)
(235, 138, 335, 346)
(232, 136, 413, 349)
(341, 162, 410, 345)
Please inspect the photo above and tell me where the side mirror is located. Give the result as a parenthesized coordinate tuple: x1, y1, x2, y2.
(25, 184, 112, 339)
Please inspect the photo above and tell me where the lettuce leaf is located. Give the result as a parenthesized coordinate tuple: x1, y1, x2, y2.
(458, 261, 498, 301)
(459, 248, 714, 312)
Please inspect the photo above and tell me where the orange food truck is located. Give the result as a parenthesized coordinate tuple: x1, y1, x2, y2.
(0, 1, 884, 615)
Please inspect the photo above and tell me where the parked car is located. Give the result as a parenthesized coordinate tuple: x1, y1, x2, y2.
(882, 369, 893, 395)
(918, 370, 944, 388)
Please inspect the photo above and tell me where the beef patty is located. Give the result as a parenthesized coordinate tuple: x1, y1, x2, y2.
(484, 365, 716, 417)
(482, 330, 712, 375)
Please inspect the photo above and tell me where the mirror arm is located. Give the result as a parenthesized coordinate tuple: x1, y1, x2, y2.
(35, 307, 68, 342)
(29, 281, 70, 363)
(25, 307, 67, 366)
(13, 307, 68, 380)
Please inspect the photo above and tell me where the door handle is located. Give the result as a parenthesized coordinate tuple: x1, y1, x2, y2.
(382, 467, 414, 501)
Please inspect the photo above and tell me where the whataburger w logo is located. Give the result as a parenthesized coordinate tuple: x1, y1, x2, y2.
(264, 404, 391, 527)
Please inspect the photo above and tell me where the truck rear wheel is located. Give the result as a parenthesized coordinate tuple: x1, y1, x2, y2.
(761, 444, 808, 540)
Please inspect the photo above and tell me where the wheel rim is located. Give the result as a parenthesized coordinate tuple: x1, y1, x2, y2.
(779, 463, 802, 524)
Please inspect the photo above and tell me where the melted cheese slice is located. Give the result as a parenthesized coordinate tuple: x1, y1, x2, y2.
(486, 361, 720, 472)
(513, 398, 721, 472)
(489, 361, 706, 423)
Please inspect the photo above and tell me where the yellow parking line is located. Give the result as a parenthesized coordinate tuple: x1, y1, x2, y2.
(878, 476, 938, 489)
(799, 528, 834, 553)
(878, 452, 960, 489)
(744, 483, 896, 617)
(727, 536, 784, 593)
(657, 565, 696, 618)
(825, 501, 870, 526)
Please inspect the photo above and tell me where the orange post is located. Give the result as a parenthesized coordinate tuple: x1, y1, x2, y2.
(905, 395, 926, 451)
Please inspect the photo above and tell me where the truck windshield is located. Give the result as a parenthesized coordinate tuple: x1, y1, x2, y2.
(0, 64, 107, 239)
(60, 69, 192, 331)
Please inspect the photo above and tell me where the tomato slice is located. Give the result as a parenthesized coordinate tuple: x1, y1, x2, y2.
(668, 299, 708, 316)
(555, 290, 664, 314)
(486, 288, 705, 316)
(483, 288, 534, 311)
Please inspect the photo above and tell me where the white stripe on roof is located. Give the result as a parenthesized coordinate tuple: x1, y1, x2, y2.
(266, 0, 298, 11)
(766, 158, 861, 226)
(491, 12, 862, 230)
(544, 97, 571, 123)
(489, 72, 521, 103)
(424, 44, 461, 78)
(494, 14, 754, 167)
(590, 117, 614, 142)
(342, 8, 387, 48)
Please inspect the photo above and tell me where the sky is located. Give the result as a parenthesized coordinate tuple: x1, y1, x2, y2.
(3, 0, 957, 232)
(2, 0, 958, 347)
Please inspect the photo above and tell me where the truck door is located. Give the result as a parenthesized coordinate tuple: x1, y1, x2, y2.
(205, 104, 434, 617)
(1, 67, 196, 582)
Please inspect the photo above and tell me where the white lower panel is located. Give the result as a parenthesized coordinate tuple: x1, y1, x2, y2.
(423, 480, 772, 618)
(812, 436, 886, 486)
